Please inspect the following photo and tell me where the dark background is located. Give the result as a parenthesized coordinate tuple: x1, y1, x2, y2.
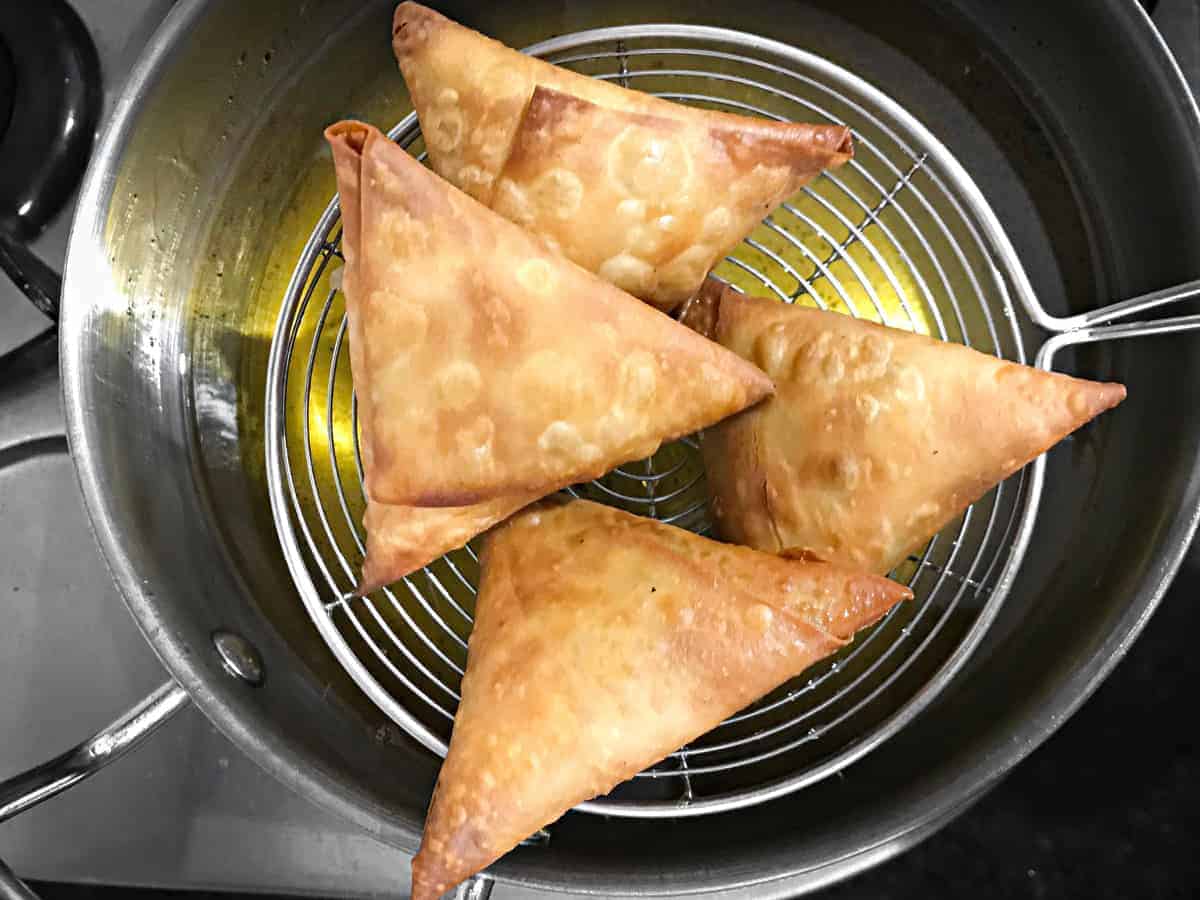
(821, 554, 1200, 898)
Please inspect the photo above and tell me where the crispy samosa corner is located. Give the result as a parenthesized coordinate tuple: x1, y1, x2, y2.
(358, 495, 535, 595)
(410, 499, 911, 900)
(325, 120, 772, 510)
(392, 2, 853, 310)
(682, 279, 1128, 574)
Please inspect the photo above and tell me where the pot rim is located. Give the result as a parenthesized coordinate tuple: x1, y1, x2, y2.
(58, 0, 1200, 896)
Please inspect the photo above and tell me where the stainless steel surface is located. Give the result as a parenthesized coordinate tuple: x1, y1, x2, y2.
(0, 860, 36, 900)
(0, 265, 51, 359)
(3, 0, 1200, 897)
(0, 681, 188, 824)
(1034, 278, 1200, 369)
(456, 877, 495, 900)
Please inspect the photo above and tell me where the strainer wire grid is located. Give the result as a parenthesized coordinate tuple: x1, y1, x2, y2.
(265, 23, 1045, 819)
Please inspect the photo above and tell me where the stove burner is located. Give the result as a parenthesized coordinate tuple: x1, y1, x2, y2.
(0, 0, 101, 240)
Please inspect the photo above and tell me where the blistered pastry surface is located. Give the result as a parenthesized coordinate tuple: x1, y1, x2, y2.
(697, 284, 1126, 572)
(393, 3, 851, 308)
(410, 499, 910, 899)
(326, 122, 773, 507)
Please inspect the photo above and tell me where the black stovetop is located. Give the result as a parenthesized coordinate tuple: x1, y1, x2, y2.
(823, 554, 1200, 899)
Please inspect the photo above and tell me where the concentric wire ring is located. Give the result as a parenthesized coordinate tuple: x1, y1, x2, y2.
(264, 24, 1038, 818)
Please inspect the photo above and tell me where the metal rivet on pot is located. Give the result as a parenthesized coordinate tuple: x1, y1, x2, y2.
(212, 630, 264, 685)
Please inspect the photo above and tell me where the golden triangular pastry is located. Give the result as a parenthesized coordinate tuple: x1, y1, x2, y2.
(491, 86, 853, 310)
(326, 121, 772, 508)
(392, 2, 853, 309)
(410, 499, 912, 899)
(681, 279, 1128, 573)
(358, 495, 534, 595)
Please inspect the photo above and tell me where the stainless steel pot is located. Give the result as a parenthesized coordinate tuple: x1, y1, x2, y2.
(3, 0, 1200, 897)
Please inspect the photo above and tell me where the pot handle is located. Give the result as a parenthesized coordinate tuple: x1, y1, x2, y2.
(0, 680, 189, 824)
(0, 677, 492, 899)
(0, 681, 189, 897)
(0, 859, 37, 900)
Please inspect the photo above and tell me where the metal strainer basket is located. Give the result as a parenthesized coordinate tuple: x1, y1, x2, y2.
(264, 23, 1200, 821)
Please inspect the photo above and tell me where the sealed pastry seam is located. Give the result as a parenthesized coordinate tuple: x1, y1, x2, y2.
(408, 499, 910, 899)
(391, 2, 853, 309)
(687, 279, 1127, 573)
(324, 119, 773, 508)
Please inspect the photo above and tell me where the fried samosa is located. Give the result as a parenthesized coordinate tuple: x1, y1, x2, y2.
(392, 2, 853, 310)
(326, 121, 772, 508)
(410, 499, 911, 900)
(682, 280, 1127, 573)
(358, 495, 535, 595)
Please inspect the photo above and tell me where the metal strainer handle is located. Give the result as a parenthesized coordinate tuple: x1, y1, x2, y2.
(1035, 278, 1200, 369)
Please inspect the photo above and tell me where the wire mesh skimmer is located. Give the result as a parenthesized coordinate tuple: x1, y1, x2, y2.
(264, 23, 1200, 819)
